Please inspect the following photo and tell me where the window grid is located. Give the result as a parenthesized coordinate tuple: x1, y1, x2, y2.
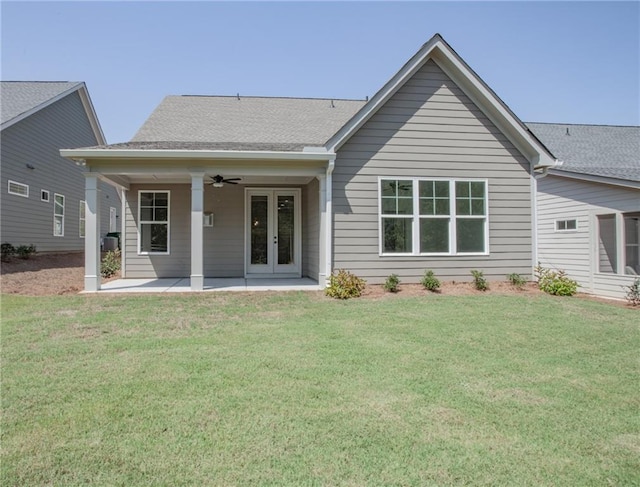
(379, 178, 488, 256)
(138, 191, 170, 255)
(41, 190, 50, 202)
(556, 219, 577, 231)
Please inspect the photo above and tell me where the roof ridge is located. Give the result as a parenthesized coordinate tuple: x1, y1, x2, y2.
(0, 80, 80, 84)
(526, 121, 640, 128)
(177, 94, 367, 102)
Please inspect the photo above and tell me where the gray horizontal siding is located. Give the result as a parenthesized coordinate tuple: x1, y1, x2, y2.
(333, 58, 533, 284)
(0, 91, 120, 252)
(537, 175, 640, 299)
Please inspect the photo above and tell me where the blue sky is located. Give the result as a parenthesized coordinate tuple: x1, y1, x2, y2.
(2, 1, 639, 144)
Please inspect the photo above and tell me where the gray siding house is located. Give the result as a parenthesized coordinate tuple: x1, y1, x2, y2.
(1, 82, 120, 252)
(530, 123, 639, 299)
(61, 34, 557, 292)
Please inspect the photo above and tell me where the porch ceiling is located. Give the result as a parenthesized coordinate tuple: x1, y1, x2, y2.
(125, 174, 315, 185)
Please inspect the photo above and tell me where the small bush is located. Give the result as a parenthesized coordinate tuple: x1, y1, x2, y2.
(623, 278, 640, 306)
(15, 244, 36, 259)
(534, 264, 578, 296)
(507, 273, 527, 289)
(384, 274, 400, 293)
(421, 270, 440, 292)
(101, 249, 121, 278)
(1, 243, 15, 262)
(471, 270, 488, 291)
(325, 269, 366, 299)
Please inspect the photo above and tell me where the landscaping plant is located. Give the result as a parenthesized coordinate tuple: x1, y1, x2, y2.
(1, 243, 15, 262)
(623, 277, 640, 306)
(383, 274, 400, 293)
(471, 269, 488, 291)
(101, 249, 121, 278)
(534, 264, 578, 296)
(325, 269, 366, 299)
(15, 244, 36, 259)
(421, 270, 440, 292)
(507, 273, 527, 289)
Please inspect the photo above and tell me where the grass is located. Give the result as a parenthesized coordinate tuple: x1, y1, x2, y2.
(1, 292, 638, 486)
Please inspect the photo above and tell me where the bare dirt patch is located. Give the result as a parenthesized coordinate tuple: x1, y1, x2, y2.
(0, 252, 118, 296)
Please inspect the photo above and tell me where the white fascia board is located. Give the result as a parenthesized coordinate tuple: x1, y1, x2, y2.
(1, 82, 84, 131)
(60, 148, 335, 161)
(77, 84, 107, 145)
(547, 169, 640, 190)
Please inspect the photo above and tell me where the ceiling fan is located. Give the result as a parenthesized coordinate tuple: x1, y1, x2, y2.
(210, 175, 241, 188)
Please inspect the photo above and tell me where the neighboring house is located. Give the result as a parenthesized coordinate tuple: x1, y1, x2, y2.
(1, 81, 120, 252)
(61, 34, 558, 292)
(529, 123, 639, 299)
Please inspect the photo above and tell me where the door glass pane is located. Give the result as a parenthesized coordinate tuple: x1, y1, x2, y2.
(277, 195, 295, 265)
(598, 214, 617, 273)
(251, 196, 268, 265)
(624, 213, 639, 275)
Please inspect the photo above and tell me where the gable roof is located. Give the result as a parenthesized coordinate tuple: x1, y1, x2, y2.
(131, 95, 366, 150)
(326, 34, 557, 167)
(1, 81, 106, 144)
(527, 123, 640, 183)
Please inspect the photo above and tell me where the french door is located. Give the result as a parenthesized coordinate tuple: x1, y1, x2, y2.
(245, 189, 301, 276)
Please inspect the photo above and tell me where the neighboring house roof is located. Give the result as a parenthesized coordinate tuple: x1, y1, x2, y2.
(1, 81, 106, 144)
(527, 123, 640, 183)
(130, 96, 366, 150)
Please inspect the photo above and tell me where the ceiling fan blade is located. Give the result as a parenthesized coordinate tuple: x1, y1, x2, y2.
(226, 180, 239, 184)
(224, 178, 242, 182)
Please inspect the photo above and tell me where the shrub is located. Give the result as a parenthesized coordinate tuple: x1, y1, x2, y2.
(471, 270, 488, 291)
(101, 249, 121, 278)
(384, 274, 400, 293)
(623, 278, 640, 306)
(15, 244, 36, 259)
(325, 269, 366, 299)
(1, 243, 15, 262)
(507, 273, 527, 289)
(534, 264, 578, 296)
(421, 270, 440, 292)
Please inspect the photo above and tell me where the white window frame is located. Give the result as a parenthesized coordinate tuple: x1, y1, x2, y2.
(137, 190, 170, 255)
(8, 180, 29, 198)
(79, 200, 86, 238)
(555, 219, 577, 232)
(378, 177, 489, 257)
(109, 207, 117, 233)
(41, 189, 50, 202)
(53, 193, 65, 237)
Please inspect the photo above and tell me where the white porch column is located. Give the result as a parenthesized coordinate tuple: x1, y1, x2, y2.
(84, 174, 101, 292)
(190, 172, 205, 291)
(317, 174, 327, 285)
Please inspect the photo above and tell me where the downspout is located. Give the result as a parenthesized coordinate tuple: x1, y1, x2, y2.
(325, 157, 335, 283)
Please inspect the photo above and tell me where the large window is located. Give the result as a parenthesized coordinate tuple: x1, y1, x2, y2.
(138, 191, 169, 254)
(380, 178, 488, 255)
(53, 194, 65, 236)
(597, 212, 640, 275)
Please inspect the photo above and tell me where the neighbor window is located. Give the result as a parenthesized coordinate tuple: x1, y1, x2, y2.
(79, 200, 86, 238)
(8, 180, 29, 197)
(138, 191, 169, 254)
(556, 219, 577, 231)
(380, 178, 488, 255)
(41, 189, 50, 202)
(54, 194, 65, 236)
(109, 207, 117, 233)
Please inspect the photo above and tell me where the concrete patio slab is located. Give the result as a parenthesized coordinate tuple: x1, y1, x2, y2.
(95, 277, 321, 293)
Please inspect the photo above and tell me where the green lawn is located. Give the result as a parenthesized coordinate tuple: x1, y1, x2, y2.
(1, 292, 638, 486)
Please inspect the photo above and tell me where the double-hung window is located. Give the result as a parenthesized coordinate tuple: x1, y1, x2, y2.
(53, 194, 65, 236)
(138, 191, 169, 254)
(380, 178, 488, 255)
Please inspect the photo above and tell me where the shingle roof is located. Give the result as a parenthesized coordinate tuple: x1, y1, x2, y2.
(1, 81, 82, 126)
(131, 95, 366, 148)
(526, 123, 640, 182)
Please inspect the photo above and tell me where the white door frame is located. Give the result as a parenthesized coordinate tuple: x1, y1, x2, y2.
(244, 188, 302, 278)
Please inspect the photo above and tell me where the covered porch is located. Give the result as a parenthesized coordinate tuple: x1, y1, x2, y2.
(61, 146, 336, 292)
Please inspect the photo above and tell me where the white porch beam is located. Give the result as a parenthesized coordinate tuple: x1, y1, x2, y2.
(84, 174, 101, 292)
(317, 174, 327, 285)
(86, 165, 325, 177)
(190, 172, 205, 291)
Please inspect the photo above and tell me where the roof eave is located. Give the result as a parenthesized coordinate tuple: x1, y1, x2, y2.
(60, 147, 336, 162)
(548, 168, 640, 189)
